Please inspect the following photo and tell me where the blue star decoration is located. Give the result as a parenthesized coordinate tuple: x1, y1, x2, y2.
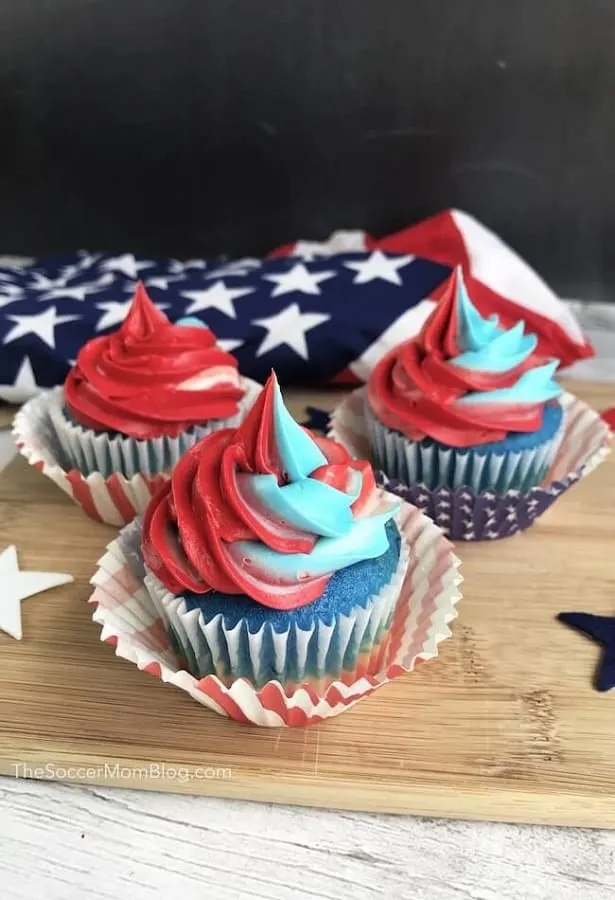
(558, 612, 615, 692)
(300, 407, 331, 434)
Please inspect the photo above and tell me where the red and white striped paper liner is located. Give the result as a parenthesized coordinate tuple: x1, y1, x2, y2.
(88, 496, 462, 727)
(12, 381, 260, 528)
(13, 388, 169, 527)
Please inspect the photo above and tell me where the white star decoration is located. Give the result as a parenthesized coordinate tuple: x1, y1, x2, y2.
(0, 546, 73, 640)
(0, 356, 40, 403)
(262, 263, 336, 297)
(3, 307, 79, 349)
(344, 250, 414, 285)
(181, 280, 255, 319)
(99, 254, 154, 279)
(252, 302, 329, 359)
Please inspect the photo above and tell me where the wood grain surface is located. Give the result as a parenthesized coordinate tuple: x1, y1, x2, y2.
(0, 381, 613, 828)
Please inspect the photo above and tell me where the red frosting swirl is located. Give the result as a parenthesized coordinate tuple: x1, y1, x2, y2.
(142, 374, 376, 610)
(367, 268, 547, 447)
(65, 282, 244, 439)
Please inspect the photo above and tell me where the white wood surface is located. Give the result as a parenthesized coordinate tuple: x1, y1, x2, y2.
(1, 317, 615, 900)
(1, 777, 615, 900)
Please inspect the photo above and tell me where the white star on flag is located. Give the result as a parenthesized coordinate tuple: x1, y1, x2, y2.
(145, 275, 184, 290)
(0, 283, 24, 309)
(181, 280, 255, 319)
(0, 545, 74, 640)
(217, 338, 243, 353)
(0, 356, 40, 403)
(252, 302, 330, 359)
(58, 264, 82, 282)
(206, 258, 261, 278)
(75, 251, 102, 267)
(262, 263, 336, 297)
(38, 273, 115, 302)
(344, 250, 414, 285)
(99, 254, 155, 279)
(3, 306, 79, 349)
(28, 271, 70, 291)
(95, 298, 169, 332)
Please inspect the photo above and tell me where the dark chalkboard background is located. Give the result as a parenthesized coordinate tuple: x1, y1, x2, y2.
(1, 1, 614, 301)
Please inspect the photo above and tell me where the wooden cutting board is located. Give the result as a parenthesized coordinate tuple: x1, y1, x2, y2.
(0, 381, 613, 827)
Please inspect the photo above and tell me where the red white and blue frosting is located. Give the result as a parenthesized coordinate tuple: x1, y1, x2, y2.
(65, 282, 244, 439)
(142, 372, 398, 610)
(368, 267, 562, 448)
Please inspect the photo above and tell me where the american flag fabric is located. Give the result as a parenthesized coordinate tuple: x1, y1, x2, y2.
(273, 209, 593, 370)
(0, 209, 592, 405)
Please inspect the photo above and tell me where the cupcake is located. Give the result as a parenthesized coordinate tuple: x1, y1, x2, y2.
(366, 267, 565, 494)
(141, 372, 409, 690)
(48, 282, 260, 479)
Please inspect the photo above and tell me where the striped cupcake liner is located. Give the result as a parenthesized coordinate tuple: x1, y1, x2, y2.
(143, 532, 410, 690)
(331, 389, 611, 542)
(46, 380, 262, 479)
(364, 402, 565, 494)
(13, 379, 261, 527)
(88, 495, 462, 727)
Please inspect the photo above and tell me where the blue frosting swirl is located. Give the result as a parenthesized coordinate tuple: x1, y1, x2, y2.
(233, 377, 398, 583)
(450, 271, 562, 408)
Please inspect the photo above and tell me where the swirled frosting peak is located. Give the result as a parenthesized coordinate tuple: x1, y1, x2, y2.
(142, 372, 398, 610)
(65, 282, 244, 439)
(368, 267, 562, 447)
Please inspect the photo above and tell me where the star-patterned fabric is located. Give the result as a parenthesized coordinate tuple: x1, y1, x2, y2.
(0, 209, 594, 404)
(0, 250, 450, 402)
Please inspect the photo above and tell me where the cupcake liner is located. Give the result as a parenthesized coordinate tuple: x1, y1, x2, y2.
(88, 495, 462, 727)
(47, 379, 262, 478)
(364, 402, 565, 494)
(331, 388, 611, 542)
(143, 533, 410, 690)
(13, 379, 261, 527)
